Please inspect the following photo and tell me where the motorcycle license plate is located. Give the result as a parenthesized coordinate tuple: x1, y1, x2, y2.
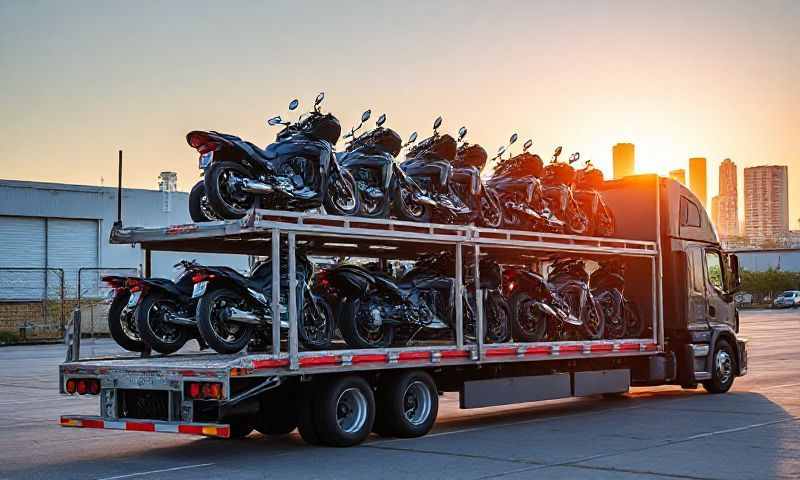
(192, 281, 208, 298)
(199, 152, 213, 169)
(127, 291, 141, 308)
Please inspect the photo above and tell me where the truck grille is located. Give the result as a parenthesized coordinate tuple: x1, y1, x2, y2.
(119, 389, 169, 421)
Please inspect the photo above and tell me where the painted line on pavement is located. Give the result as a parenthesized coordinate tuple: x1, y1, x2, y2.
(94, 463, 214, 480)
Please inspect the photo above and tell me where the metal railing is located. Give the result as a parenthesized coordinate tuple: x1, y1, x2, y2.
(0, 267, 65, 340)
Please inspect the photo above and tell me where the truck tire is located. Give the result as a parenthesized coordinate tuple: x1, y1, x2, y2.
(375, 370, 438, 438)
(702, 339, 736, 394)
(297, 383, 323, 445)
(315, 375, 375, 447)
(108, 291, 145, 352)
(255, 386, 298, 436)
(227, 419, 254, 439)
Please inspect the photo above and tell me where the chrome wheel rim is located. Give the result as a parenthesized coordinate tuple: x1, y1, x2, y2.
(400, 185, 424, 217)
(146, 301, 181, 344)
(332, 175, 357, 211)
(716, 349, 733, 385)
(403, 381, 432, 426)
(336, 387, 368, 433)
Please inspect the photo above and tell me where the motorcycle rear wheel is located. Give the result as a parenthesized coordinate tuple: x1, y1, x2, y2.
(484, 292, 512, 343)
(108, 291, 145, 352)
(623, 298, 644, 338)
(204, 161, 256, 220)
(338, 298, 395, 348)
(135, 292, 191, 354)
(323, 170, 360, 216)
(197, 288, 255, 354)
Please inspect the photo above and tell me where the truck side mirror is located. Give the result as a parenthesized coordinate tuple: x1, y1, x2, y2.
(729, 254, 741, 292)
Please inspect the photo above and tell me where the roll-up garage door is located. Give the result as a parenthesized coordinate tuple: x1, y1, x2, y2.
(0, 216, 46, 300)
(47, 219, 99, 298)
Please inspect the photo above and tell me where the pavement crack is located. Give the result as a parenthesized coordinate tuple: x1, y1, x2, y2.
(362, 444, 542, 466)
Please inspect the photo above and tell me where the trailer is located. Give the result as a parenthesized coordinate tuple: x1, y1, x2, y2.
(58, 175, 748, 446)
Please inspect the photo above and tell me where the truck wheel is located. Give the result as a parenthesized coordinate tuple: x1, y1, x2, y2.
(297, 383, 323, 445)
(702, 339, 736, 394)
(255, 386, 298, 435)
(315, 376, 375, 447)
(375, 370, 438, 438)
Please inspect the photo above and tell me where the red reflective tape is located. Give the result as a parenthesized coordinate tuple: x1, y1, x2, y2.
(179, 370, 199, 377)
(559, 345, 581, 353)
(299, 355, 341, 367)
(590, 344, 614, 352)
(619, 343, 641, 351)
(485, 347, 517, 357)
(126, 421, 156, 432)
(440, 350, 470, 359)
(352, 354, 387, 364)
(398, 351, 429, 361)
(178, 424, 204, 435)
(83, 419, 105, 429)
(524, 346, 551, 356)
(252, 358, 290, 369)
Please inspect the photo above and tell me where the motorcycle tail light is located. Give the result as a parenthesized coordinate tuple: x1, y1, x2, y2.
(191, 272, 214, 283)
(187, 132, 220, 153)
(102, 277, 124, 288)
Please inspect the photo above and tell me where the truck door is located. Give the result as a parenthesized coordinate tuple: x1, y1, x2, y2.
(704, 248, 735, 330)
(686, 245, 708, 330)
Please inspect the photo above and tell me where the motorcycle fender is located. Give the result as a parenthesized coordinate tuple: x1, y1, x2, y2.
(329, 268, 375, 298)
(140, 278, 189, 299)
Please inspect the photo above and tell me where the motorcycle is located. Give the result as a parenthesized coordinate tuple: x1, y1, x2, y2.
(503, 264, 577, 342)
(337, 110, 403, 218)
(540, 148, 590, 235)
(186, 93, 360, 220)
(190, 251, 334, 354)
(547, 258, 604, 340)
(327, 252, 510, 348)
(486, 136, 565, 232)
(573, 160, 615, 237)
(395, 117, 471, 224)
(590, 260, 643, 339)
(450, 128, 504, 228)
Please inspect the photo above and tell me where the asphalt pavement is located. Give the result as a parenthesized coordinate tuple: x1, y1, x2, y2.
(0, 309, 798, 480)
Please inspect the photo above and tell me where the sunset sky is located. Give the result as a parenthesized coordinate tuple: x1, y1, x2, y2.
(1, 1, 798, 226)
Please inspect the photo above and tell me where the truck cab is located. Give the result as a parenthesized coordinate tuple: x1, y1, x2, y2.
(603, 175, 746, 392)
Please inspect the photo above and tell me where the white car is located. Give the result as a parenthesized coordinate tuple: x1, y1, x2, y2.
(772, 290, 800, 308)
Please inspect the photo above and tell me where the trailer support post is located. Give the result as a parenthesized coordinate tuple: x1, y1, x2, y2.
(474, 244, 483, 359)
(271, 229, 281, 355)
(455, 243, 464, 349)
(288, 232, 299, 370)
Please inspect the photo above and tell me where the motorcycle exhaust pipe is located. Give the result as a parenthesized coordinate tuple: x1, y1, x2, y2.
(163, 315, 196, 326)
(240, 179, 274, 194)
(413, 193, 438, 206)
(227, 308, 263, 325)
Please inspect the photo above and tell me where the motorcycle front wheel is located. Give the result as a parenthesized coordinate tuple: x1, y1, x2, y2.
(510, 292, 549, 342)
(299, 293, 335, 350)
(197, 287, 255, 354)
(479, 190, 504, 229)
(135, 292, 191, 354)
(393, 181, 431, 223)
(564, 196, 590, 235)
(323, 170, 360, 216)
(484, 292, 512, 343)
(204, 161, 256, 220)
(338, 298, 395, 348)
(623, 298, 644, 338)
(189, 180, 215, 222)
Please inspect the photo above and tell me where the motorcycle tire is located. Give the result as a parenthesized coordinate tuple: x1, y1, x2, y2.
(595, 206, 615, 238)
(623, 298, 644, 338)
(189, 180, 214, 222)
(484, 292, 512, 343)
(392, 181, 431, 223)
(135, 292, 191, 355)
(479, 190, 504, 229)
(597, 292, 625, 340)
(358, 187, 392, 219)
(108, 290, 146, 352)
(510, 292, 549, 342)
(323, 170, 361, 216)
(338, 297, 395, 348)
(564, 197, 590, 235)
(581, 296, 605, 340)
(197, 287, 255, 354)
(204, 161, 256, 220)
(299, 293, 335, 350)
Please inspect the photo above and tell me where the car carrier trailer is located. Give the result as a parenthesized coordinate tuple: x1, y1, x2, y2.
(58, 174, 747, 447)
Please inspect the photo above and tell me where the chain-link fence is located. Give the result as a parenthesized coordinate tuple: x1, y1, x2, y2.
(0, 267, 65, 341)
(75, 267, 139, 337)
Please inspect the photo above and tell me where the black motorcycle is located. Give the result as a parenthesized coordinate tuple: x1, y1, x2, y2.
(503, 264, 577, 342)
(187, 93, 360, 220)
(191, 251, 334, 354)
(450, 129, 504, 228)
(540, 148, 590, 235)
(337, 110, 403, 218)
(590, 260, 643, 339)
(573, 160, 615, 237)
(395, 117, 471, 224)
(487, 137, 565, 232)
(327, 252, 510, 348)
(547, 258, 604, 340)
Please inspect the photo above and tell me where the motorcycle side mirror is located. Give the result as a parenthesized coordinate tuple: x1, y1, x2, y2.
(458, 126, 467, 142)
(569, 152, 580, 164)
(267, 116, 283, 126)
(509, 133, 519, 145)
(523, 139, 533, 152)
(288, 99, 299, 111)
(315, 92, 325, 106)
(361, 109, 372, 123)
(376, 113, 386, 126)
(408, 132, 418, 144)
(553, 146, 563, 160)
(433, 116, 443, 131)
(497, 146, 506, 156)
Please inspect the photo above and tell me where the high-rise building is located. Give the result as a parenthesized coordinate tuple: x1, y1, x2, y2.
(713, 159, 739, 237)
(612, 143, 635, 179)
(158, 171, 177, 213)
(744, 165, 789, 244)
(688, 157, 707, 209)
(669, 169, 686, 184)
